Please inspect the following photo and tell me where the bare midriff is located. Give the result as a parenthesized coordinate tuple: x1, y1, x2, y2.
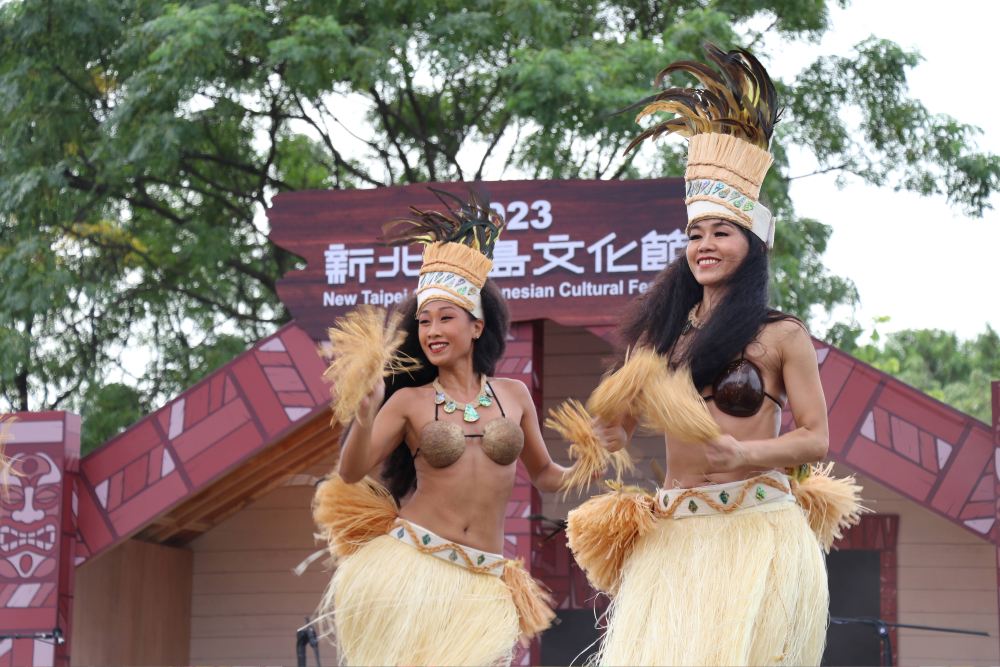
(665, 336, 787, 490)
(397, 383, 522, 554)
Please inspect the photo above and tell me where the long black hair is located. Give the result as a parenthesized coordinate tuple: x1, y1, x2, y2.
(376, 279, 511, 502)
(617, 225, 800, 389)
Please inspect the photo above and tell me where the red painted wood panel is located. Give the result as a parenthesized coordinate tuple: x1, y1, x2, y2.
(932, 427, 994, 517)
(872, 406, 891, 447)
(890, 415, 920, 463)
(263, 366, 307, 392)
(147, 445, 165, 485)
(82, 421, 161, 485)
(846, 436, 937, 501)
(827, 363, 881, 454)
(959, 501, 994, 519)
(76, 486, 114, 555)
(876, 383, 967, 445)
(224, 376, 238, 403)
(171, 398, 251, 463)
(818, 350, 854, 412)
(209, 373, 226, 413)
(122, 455, 148, 502)
(185, 383, 210, 429)
(107, 470, 124, 511)
(232, 356, 290, 437)
(970, 476, 993, 502)
(156, 409, 170, 436)
(919, 430, 938, 473)
(276, 391, 315, 407)
(185, 422, 266, 488)
(281, 327, 331, 405)
(74, 324, 328, 565)
(107, 473, 188, 536)
(254, 350, 293, 366)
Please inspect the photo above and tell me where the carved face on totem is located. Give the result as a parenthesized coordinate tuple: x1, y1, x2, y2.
(0, 452, 61, 579)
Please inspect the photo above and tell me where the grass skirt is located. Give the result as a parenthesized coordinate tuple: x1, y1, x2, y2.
(327, 533, 520, 666)
(596, 502, 828, 666)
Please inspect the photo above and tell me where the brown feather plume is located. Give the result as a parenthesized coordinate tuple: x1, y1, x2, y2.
(617, 42, 781, 154)
(381, 184, 505, 258)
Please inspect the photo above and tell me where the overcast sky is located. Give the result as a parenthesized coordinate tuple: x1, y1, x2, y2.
(756, 1, 1000, 340)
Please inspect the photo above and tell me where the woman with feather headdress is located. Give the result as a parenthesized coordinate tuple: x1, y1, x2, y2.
(312, 185, 604, 666)
(563, 44, 866, 666)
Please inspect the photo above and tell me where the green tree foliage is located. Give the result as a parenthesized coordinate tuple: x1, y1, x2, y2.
(830, 319, 1000, 423)
(2, 0, 999, 448)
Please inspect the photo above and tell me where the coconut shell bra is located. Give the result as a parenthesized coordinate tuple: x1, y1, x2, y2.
(703, 352, 783, 418)
(416, 381, 524, 467)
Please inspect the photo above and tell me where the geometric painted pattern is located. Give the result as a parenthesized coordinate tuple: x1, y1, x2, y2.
(75, 324, 329, 565)
(789, 341, 997, 544)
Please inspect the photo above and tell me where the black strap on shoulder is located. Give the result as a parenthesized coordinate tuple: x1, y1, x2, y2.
(486, 381, 506, 417)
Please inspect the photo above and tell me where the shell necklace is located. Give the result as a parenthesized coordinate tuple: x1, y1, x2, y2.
(680, 303, 706, 335)
(433, 375, 493, 422)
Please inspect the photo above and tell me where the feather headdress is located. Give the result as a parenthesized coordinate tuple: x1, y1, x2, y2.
(382, 184, 506, 319)
(618, 43, 781, 247)
(382, 183, 504, 259)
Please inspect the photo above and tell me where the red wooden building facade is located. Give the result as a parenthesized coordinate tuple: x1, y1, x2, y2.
(1, 181, 998, 666)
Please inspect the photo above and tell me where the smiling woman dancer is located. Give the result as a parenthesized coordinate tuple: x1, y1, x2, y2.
(313, 187, 587, 667)
(566, 44, 864, 666)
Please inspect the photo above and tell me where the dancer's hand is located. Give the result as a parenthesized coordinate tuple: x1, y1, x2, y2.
(579, 460, 608, 485)
(594, 417, 628, 453)
(356, 378, 385, 428)
(703, 434, 747, 472)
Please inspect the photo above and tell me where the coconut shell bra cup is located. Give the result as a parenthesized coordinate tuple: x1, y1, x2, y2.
(703, 353, 783, 418)
(416, 381, 524, 467)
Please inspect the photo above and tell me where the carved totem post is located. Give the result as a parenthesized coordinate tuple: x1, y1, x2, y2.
(0, 412, 80, 667)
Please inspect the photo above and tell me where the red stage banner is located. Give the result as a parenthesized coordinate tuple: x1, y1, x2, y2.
(268, 179, 687, 339)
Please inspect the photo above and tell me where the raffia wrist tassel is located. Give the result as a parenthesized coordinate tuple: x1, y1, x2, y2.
(565, 483, 656, 595)
(324, 305, 421, 426)
(501, 559, 556, 639)
(312, 474, 400, 559)
(641, 365, 722, 443)
(545, 399, 635, 497)
(790, 462, 870, 552)
(587, 347, 663, 423)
